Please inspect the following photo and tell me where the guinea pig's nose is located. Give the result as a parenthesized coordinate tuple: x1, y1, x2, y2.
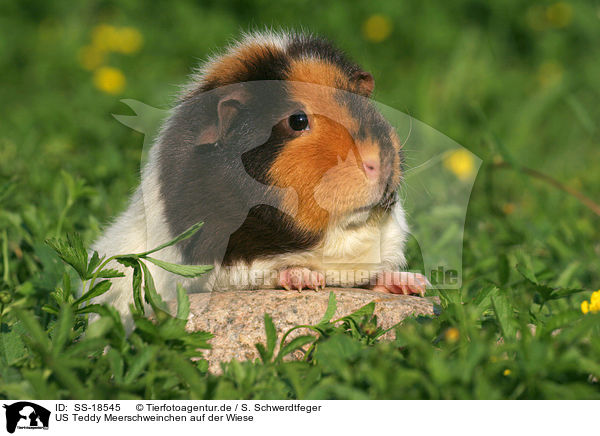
(362, 158, 380, 180)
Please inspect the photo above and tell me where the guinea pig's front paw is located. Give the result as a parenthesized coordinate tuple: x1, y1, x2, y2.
(373, 271, 429, 297)
(279, 267, 325, 292)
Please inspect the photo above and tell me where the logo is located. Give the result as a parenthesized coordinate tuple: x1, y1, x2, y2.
(2, 402, 50, 434)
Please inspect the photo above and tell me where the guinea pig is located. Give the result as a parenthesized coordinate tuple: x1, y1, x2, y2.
(91, 30, 428, 326)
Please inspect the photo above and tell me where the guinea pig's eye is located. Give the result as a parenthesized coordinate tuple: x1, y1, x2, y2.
(288, 111, 309, 131)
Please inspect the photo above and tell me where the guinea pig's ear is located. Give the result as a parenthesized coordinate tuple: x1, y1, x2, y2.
(216, 87, 248, 139)
(351, 71, 375, 97)
(197, 87, 248, 144)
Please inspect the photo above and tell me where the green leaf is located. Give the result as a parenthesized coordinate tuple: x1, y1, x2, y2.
(265, 314, 277, 355)
(491, 293, 517, 340)
(182, 330, 213, 349)
(342, 302, 375, 321)
(139, 261, 169, 316)
(136, 222, 204, 257)
(51, 305, 73, 354)
(116, 256, 139, 268)
(13, 309, 51, 354)
(515, 253, 538, 284)
(0, 321, 28, 366)
(473, 285, 499, 311)
(175, 284, 190, 320)
(41, 304, 59, 315)
(45, 233, 89, 279)
(132, 262, 144, 315)
(538, 310, 581, 337)
(123, 346, 157, 384)
(554, 261, 580, 288)
(317, 292, 337, 326)
(164, 351, 207, 397)
(534, 284, 555, 303)
(314, 334, 362, 367)
(73, 280, 112, 307)
(74, 304, 112, 317)
(497, 254, 509, 286)
(61, 272, 72, 301)
(549, 288, 587, 300)
(85, 251, 103, 278)
(158, 318, 187, 339)
(106, 348, 124, 384)
(277, 335, 316, 361)
(144, 256, 213, 278)
(113, 256, 146, 314)
(133, 317, 158, 338)
(94, 269, 125, 279)
(255, 343, 269, 363)
(257, 314, 277, 362)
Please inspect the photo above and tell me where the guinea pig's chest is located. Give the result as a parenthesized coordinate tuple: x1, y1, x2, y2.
(318, 221, 384, 265)
(262, 210, 398, 270)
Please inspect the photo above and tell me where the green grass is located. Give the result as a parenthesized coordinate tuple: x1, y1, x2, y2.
(1, 0, 599, 399)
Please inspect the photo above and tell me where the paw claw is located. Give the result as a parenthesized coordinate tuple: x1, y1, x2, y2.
(279, 267, 325, 292)
(374, 271, 428, 297)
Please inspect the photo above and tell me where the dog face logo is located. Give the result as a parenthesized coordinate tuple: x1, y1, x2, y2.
(2, 402, 50, 433)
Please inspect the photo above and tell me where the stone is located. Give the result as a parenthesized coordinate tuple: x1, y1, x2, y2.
(184, 288, 439, 372)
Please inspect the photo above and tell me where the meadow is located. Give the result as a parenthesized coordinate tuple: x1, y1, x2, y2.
(0, 0, 599, 399)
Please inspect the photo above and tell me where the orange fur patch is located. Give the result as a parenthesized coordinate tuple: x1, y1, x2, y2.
(211, 44, 267, 85)
(286, 59, 346, 89)
(269, 115, 363, 232)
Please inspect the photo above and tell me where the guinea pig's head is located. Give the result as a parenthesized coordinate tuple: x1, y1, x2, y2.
(169, 31, 403, 238)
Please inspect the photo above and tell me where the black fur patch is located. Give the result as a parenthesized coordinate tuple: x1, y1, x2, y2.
(160, 82, 320, 271)
(199, 45, 290, 94)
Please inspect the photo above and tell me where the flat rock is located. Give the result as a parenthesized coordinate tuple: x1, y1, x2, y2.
(185, 289, 438, 372)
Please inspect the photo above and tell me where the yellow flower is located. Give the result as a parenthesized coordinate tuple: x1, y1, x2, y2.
(590, 291, 600, 313)
(443, 149, 475, 181)
(78, 45, 105, 70)
(91, 24, 143, 54)
(581, 290, 600, 315)
(503, 369, 511, 376)
(444, 327, 460, 342)
(362, 15, 392, 43)
(581, 300, 590, 314)
(546, 2, 573, 28)
(93, 67, 125, 94)
(113, 27, 143, 54)
(91, 24, 120, 52)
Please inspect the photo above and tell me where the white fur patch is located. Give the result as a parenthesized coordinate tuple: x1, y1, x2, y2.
(89, 144, 186, 330)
